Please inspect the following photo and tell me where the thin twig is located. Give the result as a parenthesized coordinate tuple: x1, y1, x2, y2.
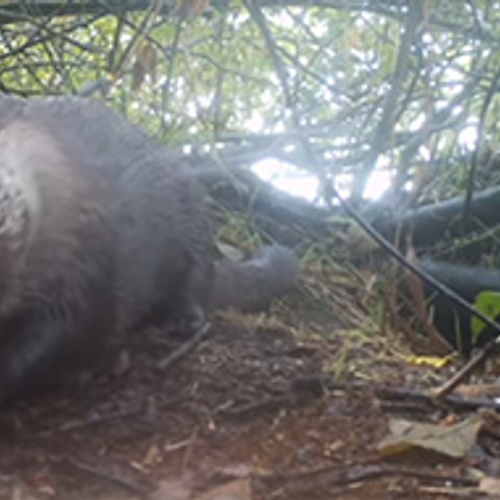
(65, 457, 150, 495)
(156, 321, 211, 371)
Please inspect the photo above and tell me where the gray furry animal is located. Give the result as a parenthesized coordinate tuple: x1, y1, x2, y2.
(0, 95, 299, 405)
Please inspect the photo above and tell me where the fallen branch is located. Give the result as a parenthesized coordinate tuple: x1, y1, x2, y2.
(290, 377, 500, 413)
(433, 339, 500, 399)
(261, 463, 478, 500)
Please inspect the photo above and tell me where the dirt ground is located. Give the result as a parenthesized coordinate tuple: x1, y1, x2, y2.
(0, 294, 498, 500)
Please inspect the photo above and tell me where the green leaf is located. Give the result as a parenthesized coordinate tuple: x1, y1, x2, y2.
(471, 291, 500, 341)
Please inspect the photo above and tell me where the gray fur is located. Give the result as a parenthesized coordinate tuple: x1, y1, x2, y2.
(0, 95, 299, 404)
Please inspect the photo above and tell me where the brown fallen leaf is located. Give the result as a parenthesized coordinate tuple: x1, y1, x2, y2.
(142, 444, 162, 468)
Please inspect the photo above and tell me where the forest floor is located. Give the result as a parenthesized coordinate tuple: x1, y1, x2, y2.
(0, 266, 500, 500)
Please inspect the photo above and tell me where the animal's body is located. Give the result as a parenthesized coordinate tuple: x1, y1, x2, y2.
(0, 96, 299, 405)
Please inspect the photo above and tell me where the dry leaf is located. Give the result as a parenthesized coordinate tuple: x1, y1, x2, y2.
(479, 477, 500, 495)
(378, 416, 482, 459)
(131, 42, 157, 91)
(143, 444, 161, 467)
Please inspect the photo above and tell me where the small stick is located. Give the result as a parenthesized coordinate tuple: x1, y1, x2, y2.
(156, 322, 211, 371)
(433, 338, 500, 399)
(66, 457, 149, 495)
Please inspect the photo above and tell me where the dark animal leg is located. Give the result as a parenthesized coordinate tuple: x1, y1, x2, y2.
(165, 292, 208, 338)
(145, 255, 212, 338)
(170, 257, 213, 337)
(0, 309, 91, 407)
